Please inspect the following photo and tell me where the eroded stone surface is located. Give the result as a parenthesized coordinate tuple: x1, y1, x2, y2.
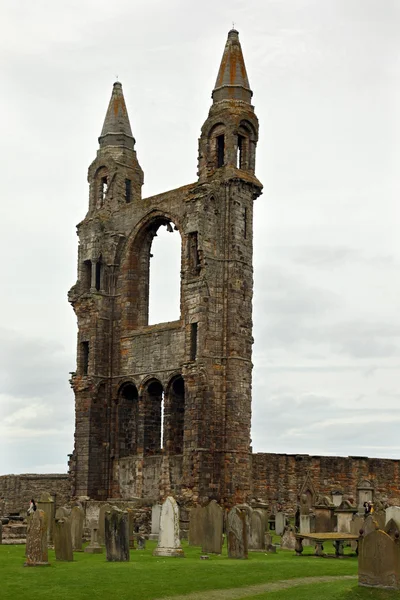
(359, 530, 400, 590)
(25, 510, 49, 566)
(227, 506, 248, 559)
(153, 496, 184, 557)
(105, 507, 130, 562)
(54, 517, 73, 561)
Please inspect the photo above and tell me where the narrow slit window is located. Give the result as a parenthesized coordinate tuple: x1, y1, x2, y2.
(190, 323, 198, 361)
(83, 260, 92, 292)
(244, 207, 247, 239)
(217, 135, 225, 168)
(81, 341, 89, 375)
(125, 179, 131, 203)
(237, 135, 245, 168)
(101, 177, 108, 202)
(188, 232, 200, 275)
(95, 259, 102, 291)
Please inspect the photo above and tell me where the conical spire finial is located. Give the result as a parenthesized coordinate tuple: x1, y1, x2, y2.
(99, 81, 135, 149)
(212, 29, 252, 104)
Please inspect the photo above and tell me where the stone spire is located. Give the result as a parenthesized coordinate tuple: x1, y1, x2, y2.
(212, 29, 253, 104)
(99, 81, 135, 149)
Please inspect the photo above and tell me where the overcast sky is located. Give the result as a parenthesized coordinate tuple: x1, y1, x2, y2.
(0, 0, 399, 475)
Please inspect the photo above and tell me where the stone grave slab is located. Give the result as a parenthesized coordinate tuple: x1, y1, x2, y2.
(153, 496, 184, 558)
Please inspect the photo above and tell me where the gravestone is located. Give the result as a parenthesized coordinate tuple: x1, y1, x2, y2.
(350, 514, 364, 551)
(98, 503, 112, 545)
(149, 504, 162, 541)
(337, 510, 354, 533)
(137, 534, 146, 550)
(385, 519, 400, 540)
(70, 506, 84, 551)
(126, 509, 135, 549)
(84, 522, 103, 554)
(54, 517, 73, 561)
(153, 496, 184, 557)
(364, 515, 380, 536)
(359, 530, 400, 590)
(188, 505, 203, 546)
(105, 507, 130, 562)
(37, 493, 55, 544)
(281, 526, 297, 550)
(227, 506, 248, 559)
(202, 500, 223, 554)
(275, 512, 286, 536)
(248, 509, 265, 550)
(25, 510, 49, 566)
(264, 532, 276, 553)
(373, 510, 386, 531)
(55, 506, 70, 520)
(358, 480, 374, 512)
(386, 506, 400, 529)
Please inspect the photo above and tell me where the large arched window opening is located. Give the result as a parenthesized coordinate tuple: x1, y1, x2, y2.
(164, 375, 185, 455)
(122, 215, 182, 330)
(143, 379, 164, 456)
(117, 383, 139, 458)
(149, 223, 181, 325)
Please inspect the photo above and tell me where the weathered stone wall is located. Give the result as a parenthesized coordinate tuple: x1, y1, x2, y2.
(0, 474, 70, 514)
(252, 453, 400, 512)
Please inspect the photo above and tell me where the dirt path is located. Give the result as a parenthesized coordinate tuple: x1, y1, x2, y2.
(154, 575, 357, 600)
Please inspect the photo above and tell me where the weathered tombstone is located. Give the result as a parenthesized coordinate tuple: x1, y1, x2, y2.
(55, 506, 70, 520)
(336, 499, 357, 533)
(280, 526, 297, 550)
(359, 530, 400, 590)
(358, 480, 374, 513)
(137, 534, 146, 550)
(227, 506, 248, 559)
(314, 496, 335, 532)
(105, 507, 130, 562)
(98, 503, 112, 545)
(188, 505, 204, 546)
(84, 522, 103, 554)
(299, 514, 312, 546)
(70, 506, 84, 551)
(275, 512, 286, 536)
(127, 509, 135, 549)
(373, 510, 386, 531)
(153, 496, 184, 557)
(149, 504, 162, 541)
(385, 519, 400, 540)
(54, 517, 73, 561)
(264, 531, 276, 553)
(248, 509, 265, 550)
(202, 500, 223, 554)
(331, 491, 343, 507)
(386, 506, 400, 529)
(350, 514, 364, 550)
(37, 493, 55, 544)
(364, 514, 380, 536)
(25, 510, 49, 566)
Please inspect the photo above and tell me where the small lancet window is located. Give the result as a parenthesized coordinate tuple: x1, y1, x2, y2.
(244, 207, 247, 239)
(100, 176, 108, 203)
(81, 341, 89, 375)
(125, 179, 131, 203)
(95, 257, 102, 292)
(83, 260, 92, 292)
(237, 135, 245, 169)
(188, 232, 200, 275)
(190, 323, 198, 361)
(217, 135, 225, 168)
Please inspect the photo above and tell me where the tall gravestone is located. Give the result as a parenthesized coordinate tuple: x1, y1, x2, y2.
(105, 507, 130, 562)
(25, 510, 49, 566)
(71, 506, 84, 551)
(98, 503, 112, 545)
(188, 505, 203, 546)
(54, 517, 73, 561)
(359, 530, 400, 590)
(275, 512, 286, 536)
(127, 509, 135, 549)
(153, 496, 184, 558)
(248, 510, 265, 550)
(85, 522, 103, 554)
(202, 500, 223, 554)
(281, 526, 297, 550)
(149, 504, 162, 541)
(227, 506, 248, 559)
(37, 493, 55, 544)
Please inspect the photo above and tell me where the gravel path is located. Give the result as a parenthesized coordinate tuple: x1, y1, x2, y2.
(154, 575, 357, 600)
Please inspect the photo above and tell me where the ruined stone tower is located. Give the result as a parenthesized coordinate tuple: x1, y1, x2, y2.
(69, 29, 262, 506)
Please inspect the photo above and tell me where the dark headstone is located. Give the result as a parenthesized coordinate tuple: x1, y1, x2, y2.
(202, 500, 223, 554)
(71, 506, 84, 551)
(105, 508, 130, 562)
(54, 517, 73, 561)
(227, 506, 248, 559)
(188, 506, 203, 546)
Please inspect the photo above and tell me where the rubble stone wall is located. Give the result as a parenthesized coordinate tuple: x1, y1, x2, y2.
(0, 474, 70, 514)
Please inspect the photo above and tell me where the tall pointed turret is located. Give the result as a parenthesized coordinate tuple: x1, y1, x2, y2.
(197, 29, 261, 185)
(99, 81, 135, 149)
(212, 29, 252, 104)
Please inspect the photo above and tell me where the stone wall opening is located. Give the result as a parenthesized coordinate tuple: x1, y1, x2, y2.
(117, 382, 139, 458)
(164, 375, 185, 455)
(143, 379, 164, 456)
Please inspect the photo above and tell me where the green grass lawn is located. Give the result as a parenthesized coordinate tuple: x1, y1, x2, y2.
(0, 540, 397, 600)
